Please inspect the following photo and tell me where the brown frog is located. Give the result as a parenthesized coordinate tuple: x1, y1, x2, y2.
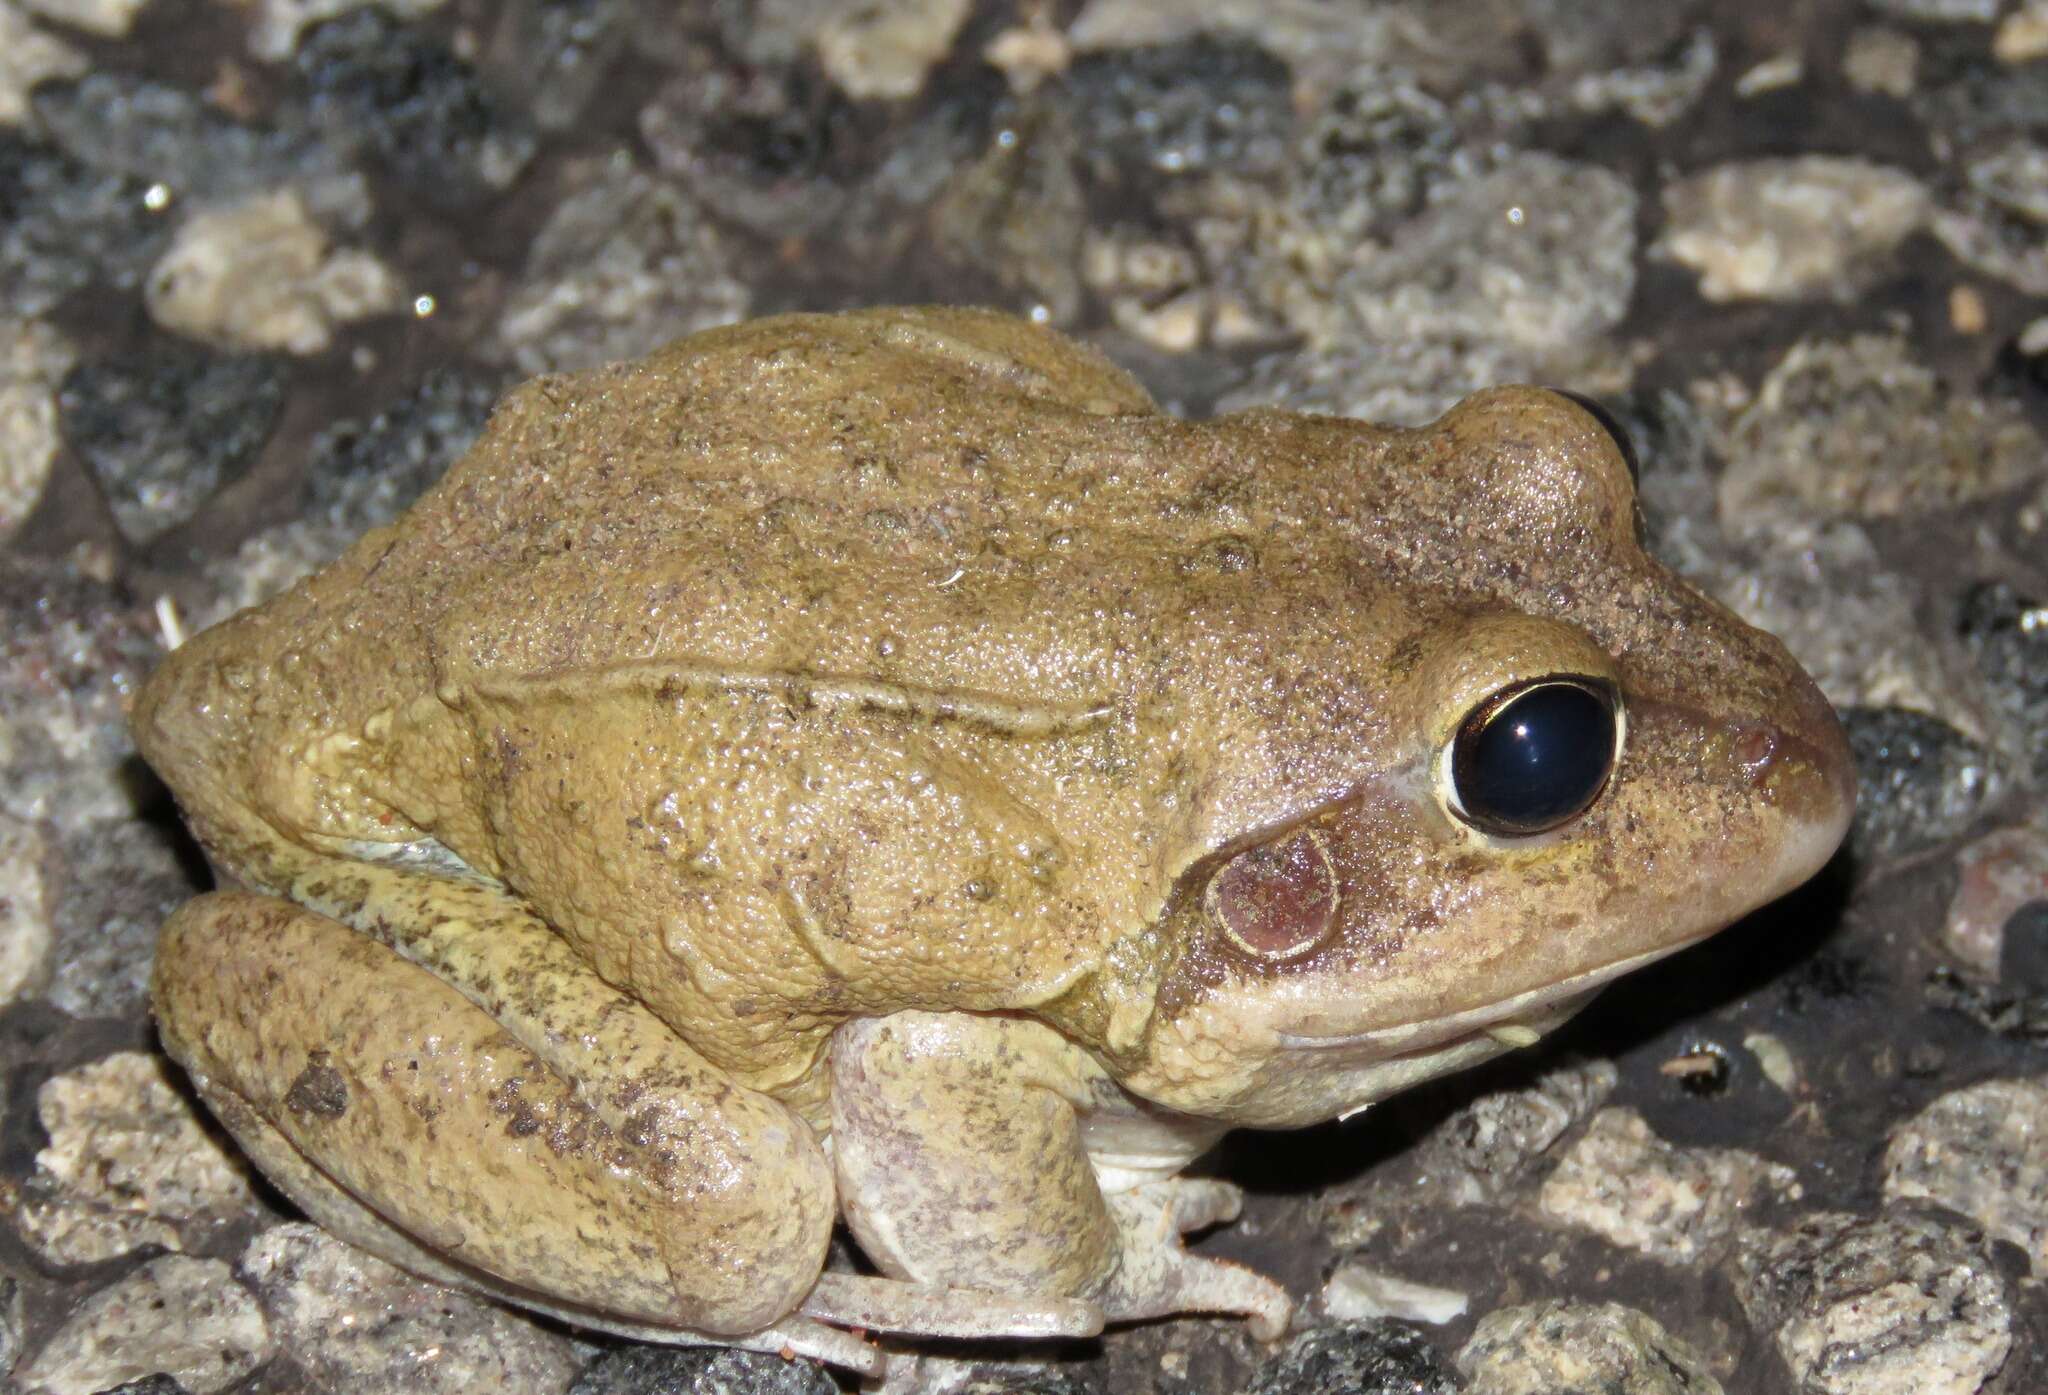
(134, 307, 1855, 1380)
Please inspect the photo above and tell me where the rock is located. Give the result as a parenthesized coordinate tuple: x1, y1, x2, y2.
(46, 817, 195, 1018)
(1866, 0, 1998, 19)
(239, 0, 449, 62)
(568, 1345, 840, 1394)
(1538, 1107, 1801, 1263)
(494, 159, 750, 376)
(303, 366, 501, 534)
(0, 810, 50, 1004)
(1728, 1209, 2011, 1395)
(1065, 36, 1294, 178)
(1940, 821, 2048, 979)
(11, 1052, 258, 1266)
(1720, 336, 2045, 523)
(0, 316, 71, 543)
(1322, 1264, 1470, 1325)
(1996, 1, 2048, 62)
(1245, 1320, 1462, 1395)
(815, 0, 971, 101)
(1405, 1060, 1617, 1208)
(32, 72, 372, 231)
(0, 554, 163, 828)
(0, 3, 86, 130)
(295, 8, 534, 205)
(144, 188, 401, 354)
(1884, 1077, 2048, 1273)
(1957, 583, 2048, 784)
(241, 1223, 580, 1395)
(13, 1256, 272, 1395)
(1842, 27, 1919, 96)
(1457, 1301, 1721, 1395)
(0, 135, 172, 317)
(1843, 707, 1999, 863)
(58, 336, 287, 543)
(18, 0, 150, 35)
(482, 0, 630, 132)
(1659, 158, 1929, 302)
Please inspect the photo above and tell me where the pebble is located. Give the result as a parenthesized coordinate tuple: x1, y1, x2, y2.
(46, 817, 194, 1018)
(144, 187, 401, 354)
(241, 0, 448, 62)
(1245, 1320, 1462, 1395)
(1659, 158, 1929, 302)
(0, 3, 86, 130)
(814, 0, 971, 101)
(1728, 1209, 2011, 1395)
(1539, 1108, 1801, 1263)
(1717, 335, 2043, 523)
(0, 137, 171, 317)
(241, 1222, 580, 1395)
(1066, 35, 1295, 178)
(569, 1345, 840, 1394)
(58, 335, 287, 543)
(494, 159, 750, 376)
(13, 1255, 272, 1395)
(0, 810, 49, 1005)
(12, 1052, 258, 1265)
(1405, 1059, 1617, 1208)
(17, 0, 149, 35)
(1842, 707, 1999, 863)
(1884, 1077, 2048, 1273)
(1940, 821, 2048, 978)
(295, 7, 534, 206)
(1457, 1301, 1721, 1395)
(1956, 582, 2048, 784)
(0, 316, 72, 543)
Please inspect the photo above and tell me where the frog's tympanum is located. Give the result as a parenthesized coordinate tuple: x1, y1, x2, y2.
(135, 308, 1854, 1378)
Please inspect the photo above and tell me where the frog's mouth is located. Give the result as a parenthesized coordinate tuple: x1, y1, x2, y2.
(1269, 931, 1712, 1059)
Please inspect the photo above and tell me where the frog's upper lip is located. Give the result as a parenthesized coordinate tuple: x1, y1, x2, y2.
(1271, 932, 1713, 1053)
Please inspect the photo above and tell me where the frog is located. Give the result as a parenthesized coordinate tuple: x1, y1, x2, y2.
(134, 306, 1855, 1382)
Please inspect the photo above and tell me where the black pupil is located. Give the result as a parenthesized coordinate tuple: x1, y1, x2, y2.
(1452, 681, 1615, 835)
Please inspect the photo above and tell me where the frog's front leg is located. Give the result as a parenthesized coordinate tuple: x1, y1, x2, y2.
(830, 1012, 1293, 1341)
(153, 882, 840, 1341)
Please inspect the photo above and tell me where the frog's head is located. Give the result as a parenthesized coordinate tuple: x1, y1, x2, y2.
(1081, 387, 1856, 1128)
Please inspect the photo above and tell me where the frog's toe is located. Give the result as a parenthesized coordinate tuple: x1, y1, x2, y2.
(1096, 1181, 1293, 1341)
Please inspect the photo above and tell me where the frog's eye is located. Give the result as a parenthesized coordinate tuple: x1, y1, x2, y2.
(1204, 827, 1340, 961)
(1448, 676, 1620, 837)
(1552, 389, 1640, 486)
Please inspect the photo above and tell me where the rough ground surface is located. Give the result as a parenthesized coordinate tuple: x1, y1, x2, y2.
(2, 1, 2047, 1393)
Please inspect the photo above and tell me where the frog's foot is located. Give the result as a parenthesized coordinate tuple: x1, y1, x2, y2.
(1094, 1178, 1293, 1341)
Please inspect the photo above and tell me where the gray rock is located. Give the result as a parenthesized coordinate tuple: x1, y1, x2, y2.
(46, 815, 191, 1018)
(1867, 0, 1998, 20)
(1843, 707, 1999, 863)
(0, 4, 86, 131)
(1659, 158, 1929, 302)
(31, 72, 371, 230)
(1884, 1077, 2048, 1274)
(1399, 1059, 1617, 1210)
(1958, 583, 2048, 784)
(568, 1345, 838, 1394)
(12, 1051, 258, 1266)
(240, 1222, 580, 1395)
(1717, 336, 2044, 525)
(1246, 1320, 1462, 1395)
(0, 810, 50, 1005)
(483, 0, 631, 132)
(1065, 36, 1295, 178)
(13, 1255, 272, 1395)
(1457, 1301, 1721, 1395)
(1728, 1209, 2012, 1395)
(0, 134, 173, 318)
(0, 316, 72, 543)
(304, 366, 503, 535)
(1538, 1107, 1800, 1263)
(1939, 820, 2048, 979)
(295, 8, 535, 207)
(58, 336, 286, 544)
(494, 159, 751, 376)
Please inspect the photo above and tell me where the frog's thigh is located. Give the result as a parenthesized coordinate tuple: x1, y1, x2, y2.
(152, 889, 833, 1337)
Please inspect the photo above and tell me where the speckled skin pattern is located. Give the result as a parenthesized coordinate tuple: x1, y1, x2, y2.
(132, 307, 1855, 1375)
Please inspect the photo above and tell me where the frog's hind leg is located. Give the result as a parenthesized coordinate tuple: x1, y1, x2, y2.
(152, 882, 839, 1345)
